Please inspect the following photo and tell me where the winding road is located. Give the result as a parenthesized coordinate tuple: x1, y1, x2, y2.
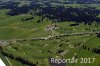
(0, 31, 99, 42)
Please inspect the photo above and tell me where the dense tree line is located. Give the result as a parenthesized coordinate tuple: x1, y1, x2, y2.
(82, 45, 100, 54)
(1, 1, 100, 24)
(7, 5, 100, 24)
(1, 51, 37, 66)
(37, 6, 100, 23)
(97, 33, 100, 38)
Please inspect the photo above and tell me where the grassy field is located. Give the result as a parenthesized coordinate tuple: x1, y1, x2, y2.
(0, 4, 100, 66)
(1, 33, 100, 66)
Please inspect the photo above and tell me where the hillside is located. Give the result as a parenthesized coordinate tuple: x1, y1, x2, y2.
(0, 0, 100, 66)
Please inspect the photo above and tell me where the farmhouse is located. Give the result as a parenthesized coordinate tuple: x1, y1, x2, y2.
(45, 24, 58, 31)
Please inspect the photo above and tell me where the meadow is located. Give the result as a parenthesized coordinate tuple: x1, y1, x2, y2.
(0, 1, 100, 66)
